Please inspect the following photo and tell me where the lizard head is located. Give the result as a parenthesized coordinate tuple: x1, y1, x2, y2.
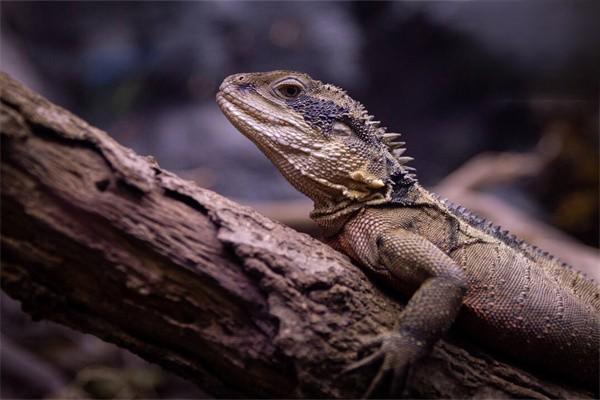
(217, 70, 415, 213)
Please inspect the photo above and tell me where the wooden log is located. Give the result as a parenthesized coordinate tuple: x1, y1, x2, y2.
(0, 72, 590, 398)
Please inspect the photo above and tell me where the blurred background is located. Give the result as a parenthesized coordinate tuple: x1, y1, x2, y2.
(1, 1, 598, 398)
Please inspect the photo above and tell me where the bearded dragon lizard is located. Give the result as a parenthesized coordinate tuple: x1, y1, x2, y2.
(216, 70, 599, 396)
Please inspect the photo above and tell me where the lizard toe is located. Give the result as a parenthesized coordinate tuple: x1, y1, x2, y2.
(339, 347, 385, 377)
(344, 331, 427, 398)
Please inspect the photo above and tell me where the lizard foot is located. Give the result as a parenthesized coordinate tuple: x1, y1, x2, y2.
(340, 332, 426, 398)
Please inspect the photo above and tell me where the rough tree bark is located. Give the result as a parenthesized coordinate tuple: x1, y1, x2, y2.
(0, 72, 591, 399)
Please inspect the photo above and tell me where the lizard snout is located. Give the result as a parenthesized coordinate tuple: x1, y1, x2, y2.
(219, 73, 250, 92)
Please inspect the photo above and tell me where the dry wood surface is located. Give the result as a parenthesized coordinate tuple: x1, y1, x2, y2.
(0, 72, 592, 398)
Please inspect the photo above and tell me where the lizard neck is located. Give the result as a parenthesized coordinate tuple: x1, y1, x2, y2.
(311, 171, 422, 237)
(310, 199, 369, 238)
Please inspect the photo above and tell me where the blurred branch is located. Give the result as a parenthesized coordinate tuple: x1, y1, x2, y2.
(243, 199, 318, 235)
(435, 151, 600, 280)
(0, 335, 66, 396)
(0, 72, 592, 399)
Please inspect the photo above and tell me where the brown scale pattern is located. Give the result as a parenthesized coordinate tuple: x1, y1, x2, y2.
(336, 186, 599, 390)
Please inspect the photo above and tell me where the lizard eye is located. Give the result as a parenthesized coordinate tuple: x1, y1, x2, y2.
(274, 81, 304, 99)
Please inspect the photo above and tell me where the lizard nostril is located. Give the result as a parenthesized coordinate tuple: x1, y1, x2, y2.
(238, 76, 244, 81)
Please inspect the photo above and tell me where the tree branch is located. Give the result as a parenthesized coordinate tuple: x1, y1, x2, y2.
(0, 72, 590, 398)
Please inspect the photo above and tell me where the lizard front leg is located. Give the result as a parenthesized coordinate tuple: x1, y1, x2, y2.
(342, 228, 468, 397)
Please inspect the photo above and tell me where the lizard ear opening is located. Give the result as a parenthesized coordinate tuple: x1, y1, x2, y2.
(331, 121, 353, 137)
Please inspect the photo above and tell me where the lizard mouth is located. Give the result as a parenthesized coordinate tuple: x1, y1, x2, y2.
(216, 90, 280, 153)
(216, 88, 290, 127)
(217, 91, 317, 160)
(216, 86, 317, 156)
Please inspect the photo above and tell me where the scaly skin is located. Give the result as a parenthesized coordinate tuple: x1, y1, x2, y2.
(216, 70, 599, 395)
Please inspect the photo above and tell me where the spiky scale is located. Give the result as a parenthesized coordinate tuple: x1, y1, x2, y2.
(397, 156, 414, 164)
(381, 133, 403, 141)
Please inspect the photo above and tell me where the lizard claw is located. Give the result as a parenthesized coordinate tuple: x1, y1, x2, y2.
(337, 334, 386, 377)
(340, 346, 385, 377)
(340, 332, 425, 398)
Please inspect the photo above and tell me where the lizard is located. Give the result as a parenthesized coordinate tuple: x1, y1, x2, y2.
(216, 70, 600, 396)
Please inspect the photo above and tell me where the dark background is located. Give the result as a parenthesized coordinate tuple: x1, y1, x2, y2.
(1, 1, 598, 398)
